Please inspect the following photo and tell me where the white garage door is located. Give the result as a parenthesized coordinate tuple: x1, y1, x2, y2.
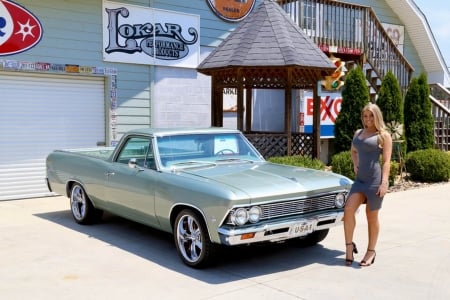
(0, 72, 106, 200)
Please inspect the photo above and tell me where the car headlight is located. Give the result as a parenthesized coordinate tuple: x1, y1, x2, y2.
(335, 192, 347, 208)
(232, 208, 249, 225)
(248, 206, 262, 223)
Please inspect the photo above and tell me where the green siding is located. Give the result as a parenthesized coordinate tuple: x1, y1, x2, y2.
(151, 0, 264, 47)
(5, 0, 153, 134)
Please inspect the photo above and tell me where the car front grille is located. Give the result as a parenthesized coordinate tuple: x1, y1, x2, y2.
(259, 193, 337, 220)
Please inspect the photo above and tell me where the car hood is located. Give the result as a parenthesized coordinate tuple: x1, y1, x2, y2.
(178, 162, 352, 199)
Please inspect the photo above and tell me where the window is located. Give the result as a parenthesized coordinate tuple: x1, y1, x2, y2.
(156, 133, 263, 167)
(116, 137, 151, 167)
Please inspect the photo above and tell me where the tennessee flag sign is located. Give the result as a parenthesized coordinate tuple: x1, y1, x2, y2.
(0, 0, 43, 56)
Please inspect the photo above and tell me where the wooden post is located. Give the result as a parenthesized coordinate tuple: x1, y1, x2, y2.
(210, 78, 217, 126)
(312, 82, 321, 159)
(237, 69, 244, 131)
(285, 69, 292, 156)
(245, 87, 252, 132)
(210, 77, 223, 127)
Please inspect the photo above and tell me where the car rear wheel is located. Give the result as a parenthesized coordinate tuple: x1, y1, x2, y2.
(70, 183, 103, 224)
(174, 209, 217, 268)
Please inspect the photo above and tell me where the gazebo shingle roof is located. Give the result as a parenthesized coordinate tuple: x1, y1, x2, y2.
(197, 0, 335, 72)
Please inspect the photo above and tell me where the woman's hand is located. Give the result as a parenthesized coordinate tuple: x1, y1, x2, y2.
(377, 181, 389, 197)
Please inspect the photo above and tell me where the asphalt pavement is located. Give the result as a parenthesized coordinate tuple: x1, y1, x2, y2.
(1, 182, 449, 300)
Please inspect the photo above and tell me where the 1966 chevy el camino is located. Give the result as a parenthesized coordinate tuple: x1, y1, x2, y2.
(46, 127, 352, 268)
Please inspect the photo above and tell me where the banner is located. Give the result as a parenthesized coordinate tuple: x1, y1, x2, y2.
(102, 1, 200, 68)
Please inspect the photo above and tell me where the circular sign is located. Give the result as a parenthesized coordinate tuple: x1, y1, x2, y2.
(206, 0, 256, 22)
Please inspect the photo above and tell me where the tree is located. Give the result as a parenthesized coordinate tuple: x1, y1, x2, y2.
(404, 73, 435, 151)
(376, 70, 405, 161)
(333, 66, 369, 153)
(376, 70, 403, 125)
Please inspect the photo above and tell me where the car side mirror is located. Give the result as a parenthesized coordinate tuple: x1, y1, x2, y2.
(128, 158, 138, 168)
(128, 158, 145, 171)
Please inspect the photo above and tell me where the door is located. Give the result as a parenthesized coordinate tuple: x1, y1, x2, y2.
(105, 136, 158, 227)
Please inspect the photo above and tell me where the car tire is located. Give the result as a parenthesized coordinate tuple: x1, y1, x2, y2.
(70, 183, 103, 225)
(173, 209, 217, 268)
(294, 229, 329, 247)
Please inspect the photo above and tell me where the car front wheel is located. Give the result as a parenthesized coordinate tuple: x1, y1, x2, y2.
(173, 209, 217, 268)
(70, 183, 103, 224)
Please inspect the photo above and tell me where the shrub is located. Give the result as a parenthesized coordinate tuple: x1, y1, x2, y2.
(405, 149, 450, 182)
(389, 161, 400, 186)
(268, 155, 325, 170)
(330, 151, 355, 180)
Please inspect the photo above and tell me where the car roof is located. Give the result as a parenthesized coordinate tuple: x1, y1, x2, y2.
(126, 127, 241, 137)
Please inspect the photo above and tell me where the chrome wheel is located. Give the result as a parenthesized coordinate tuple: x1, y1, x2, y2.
(176, 213, 202, 262)
(69, 183, 102, 224)
(174, 209, 216, 268)
(71, 184, 87, 221)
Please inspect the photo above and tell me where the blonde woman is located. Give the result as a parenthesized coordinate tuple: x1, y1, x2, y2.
(344, 103, 392, 267)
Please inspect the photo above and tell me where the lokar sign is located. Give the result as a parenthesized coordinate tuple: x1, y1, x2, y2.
(0, 0, 43, 56)
(103, 1, 200, 68)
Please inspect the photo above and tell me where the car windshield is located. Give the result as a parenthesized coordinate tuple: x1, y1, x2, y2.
(155, 132, 264, 168)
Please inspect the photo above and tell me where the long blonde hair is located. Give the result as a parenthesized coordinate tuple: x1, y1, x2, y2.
(361, 103, 387, 148)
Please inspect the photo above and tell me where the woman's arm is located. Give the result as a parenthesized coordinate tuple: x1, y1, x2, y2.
(380, 132, 393, 183)
(351, 130, 360, 175)
(378, 132, 393, 196)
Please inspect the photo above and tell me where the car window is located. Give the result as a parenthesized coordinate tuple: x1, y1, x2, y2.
(116, 137, 151, 167)
(144, 141, 156, 170)
(156, 133, 263, 167)
(214, 135, 238, 155)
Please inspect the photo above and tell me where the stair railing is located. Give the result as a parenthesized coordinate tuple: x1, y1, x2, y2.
(430, 83, 450, 151)
(278, 0, 414, 92)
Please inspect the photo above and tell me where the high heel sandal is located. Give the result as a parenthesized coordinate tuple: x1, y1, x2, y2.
(345, 242, 358, 266)
(360, 249, 376, 266)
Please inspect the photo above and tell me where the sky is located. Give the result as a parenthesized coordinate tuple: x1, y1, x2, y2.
(413, 0, 450, 68)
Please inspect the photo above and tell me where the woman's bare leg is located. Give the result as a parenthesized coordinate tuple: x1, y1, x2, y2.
(343, 193, 364, 262)
(361, 205, 379, 265)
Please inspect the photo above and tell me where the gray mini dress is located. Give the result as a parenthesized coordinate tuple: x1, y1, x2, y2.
(349, 130, 384, 211)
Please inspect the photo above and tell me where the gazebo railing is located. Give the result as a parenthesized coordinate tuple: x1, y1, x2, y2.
(244, 132, 314, 159)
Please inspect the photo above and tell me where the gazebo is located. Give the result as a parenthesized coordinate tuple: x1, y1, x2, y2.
(197, 0, 336, 158)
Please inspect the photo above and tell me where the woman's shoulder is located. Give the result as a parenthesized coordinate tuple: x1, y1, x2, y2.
(354, 128, 363, 136)
(380, 130, 392, 140)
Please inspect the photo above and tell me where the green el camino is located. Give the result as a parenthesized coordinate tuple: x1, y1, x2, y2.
(46, 127, 352, 268)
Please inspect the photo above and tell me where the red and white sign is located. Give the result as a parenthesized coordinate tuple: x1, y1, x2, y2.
(301, 92, 342, 138)
(0, 0, 43, 56)
(305, 95, 342, 124)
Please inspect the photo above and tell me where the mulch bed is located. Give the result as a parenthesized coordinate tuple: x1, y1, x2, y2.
(388, 174, 449, 193)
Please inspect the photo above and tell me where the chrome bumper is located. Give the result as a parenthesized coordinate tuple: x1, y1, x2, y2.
(217, 211, 344, 246)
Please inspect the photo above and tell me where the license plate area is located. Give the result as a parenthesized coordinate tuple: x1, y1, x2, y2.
(290, 221, 315, 237)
